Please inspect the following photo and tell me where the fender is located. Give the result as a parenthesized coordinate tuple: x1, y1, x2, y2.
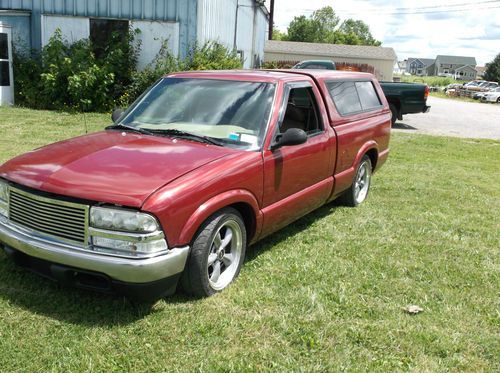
(178, 189, 263, 245)
(354, 140, 379, 168)
(331, 141, 379, 199)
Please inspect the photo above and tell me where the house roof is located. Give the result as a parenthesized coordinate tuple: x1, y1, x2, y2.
(407, 57, 435, 66)
(436, 55, 476, 66)
(265, 40, 397, 61)
(455, 64, 477, 72)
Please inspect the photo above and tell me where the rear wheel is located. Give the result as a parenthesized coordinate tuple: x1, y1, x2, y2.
(339, 155, 372, 207)
(181, 208, 246, 297)
(389, 104, 398, 125)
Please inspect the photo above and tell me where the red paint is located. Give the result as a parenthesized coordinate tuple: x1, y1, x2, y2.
(0, 70, 390, 247)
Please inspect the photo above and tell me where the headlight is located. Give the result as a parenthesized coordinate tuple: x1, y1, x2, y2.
(0, 181, 8, 217)
(0, 181, 8, 202)
(90, 206, 159, 233)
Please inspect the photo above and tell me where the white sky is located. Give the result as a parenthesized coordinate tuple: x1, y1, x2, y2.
(264, 0, 500, 66)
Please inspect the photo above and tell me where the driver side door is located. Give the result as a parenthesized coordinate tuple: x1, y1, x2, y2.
(260, 81, 336, 237)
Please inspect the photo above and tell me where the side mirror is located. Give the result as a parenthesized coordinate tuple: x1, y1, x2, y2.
(111, 108, 124, 123)
(271, 128, 307, 150)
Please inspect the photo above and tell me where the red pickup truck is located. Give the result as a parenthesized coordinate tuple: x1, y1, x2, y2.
(0, 70, 390, 299)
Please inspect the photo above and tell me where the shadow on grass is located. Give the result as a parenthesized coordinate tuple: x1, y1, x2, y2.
(392, 121, 417, 130)
(0, 200, 342, 326)
(245, 200, 340, 263)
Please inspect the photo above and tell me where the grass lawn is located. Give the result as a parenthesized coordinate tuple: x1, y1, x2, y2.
(0, 107, 498, 371)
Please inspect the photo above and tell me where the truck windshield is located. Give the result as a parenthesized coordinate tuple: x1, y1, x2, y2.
(120, 78, 276, 150)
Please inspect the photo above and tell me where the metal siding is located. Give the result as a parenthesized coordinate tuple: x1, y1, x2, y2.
(197, 0, 236, 47)
(198, 0, 268, 68)
(0, 14, 31, 51)
(0, 0, 198, 54)
(2, 0, 269, 65)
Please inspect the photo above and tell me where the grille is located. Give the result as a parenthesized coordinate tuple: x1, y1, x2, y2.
(8, 188, 88, 245)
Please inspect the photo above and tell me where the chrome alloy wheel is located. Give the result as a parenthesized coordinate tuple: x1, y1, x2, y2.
(207, 219, 243, 291)
(354, 159, 372, 204)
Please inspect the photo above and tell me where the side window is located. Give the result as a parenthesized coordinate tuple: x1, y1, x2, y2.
(304, 64, 327, 69)
(327, 80, 382, 116)
(327, 81, 361, 116)
(355, 81, 381, 110)
(280, 87, 323, 135)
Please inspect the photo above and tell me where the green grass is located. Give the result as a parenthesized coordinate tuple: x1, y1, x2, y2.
(399, 75, 461, 87)
(0, 107, 498, 371)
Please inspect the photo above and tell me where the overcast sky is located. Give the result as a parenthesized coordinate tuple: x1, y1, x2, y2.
(265, 0, 500, 66)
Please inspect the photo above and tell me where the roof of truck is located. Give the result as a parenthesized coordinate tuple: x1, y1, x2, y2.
(168, 69, 375, 83)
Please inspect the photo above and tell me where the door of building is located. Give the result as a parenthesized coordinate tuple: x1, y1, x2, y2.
(0, 24, 14, 106)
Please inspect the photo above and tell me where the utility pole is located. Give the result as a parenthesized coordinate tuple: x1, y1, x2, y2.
(268, 0, 274, 40)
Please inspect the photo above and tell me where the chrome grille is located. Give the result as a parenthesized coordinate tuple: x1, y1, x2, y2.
(8, 188, 88, 245)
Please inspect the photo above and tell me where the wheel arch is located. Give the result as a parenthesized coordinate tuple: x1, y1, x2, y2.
(354, 141, 379, 172)
(178, 190, 262, 246)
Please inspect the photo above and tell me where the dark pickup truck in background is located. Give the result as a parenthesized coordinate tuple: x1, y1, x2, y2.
(379, 81, 430, 125)
(292, 60, 431, 124)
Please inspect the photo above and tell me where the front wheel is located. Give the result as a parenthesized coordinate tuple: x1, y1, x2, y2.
(181, 208, 246, 297)
(339, 155, 372, 207)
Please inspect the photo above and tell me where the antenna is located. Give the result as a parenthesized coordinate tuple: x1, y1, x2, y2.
(83, 111, 88, 134)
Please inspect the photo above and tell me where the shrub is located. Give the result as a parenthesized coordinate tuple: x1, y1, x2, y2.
(122, 41, 242, 106)
(14, 28, 138, 112)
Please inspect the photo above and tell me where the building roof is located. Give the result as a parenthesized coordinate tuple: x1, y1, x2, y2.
(265, 40, 397, 61)
(436, 55, 476, 66)
(455, 64, 477, 72)
(408, 57, 435, 67)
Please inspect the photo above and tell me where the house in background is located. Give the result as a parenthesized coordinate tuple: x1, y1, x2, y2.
(476, 66, 486, 79)
(0, 0, 269, 69)
(406, 57, 435, 76)
(433, 55, 477, 80)
(264, 40, 397, 81)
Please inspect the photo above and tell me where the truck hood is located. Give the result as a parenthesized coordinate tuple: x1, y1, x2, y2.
(0, 131, 233, 207)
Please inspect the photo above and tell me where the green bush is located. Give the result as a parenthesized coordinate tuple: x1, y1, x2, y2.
(14, 28, 138, 112)
(14, 34, 242, 111)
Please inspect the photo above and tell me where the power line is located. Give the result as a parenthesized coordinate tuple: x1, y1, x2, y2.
(341, 4, 500, 16)
(292, 1, 500, 16)
(382, 0, 500, 11)
(348, 5, 500, 15)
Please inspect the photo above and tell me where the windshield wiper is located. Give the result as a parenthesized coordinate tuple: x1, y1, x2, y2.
(106, 124, 155, 136)
(147, 129, 223, 146)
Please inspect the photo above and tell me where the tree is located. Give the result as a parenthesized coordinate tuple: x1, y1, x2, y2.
(285, 15, 321, 42)
(283, 6, 381, 46)
(483, 53, 500, 82)
(338, 19, 381, 46)
(272, 27, 287, 41)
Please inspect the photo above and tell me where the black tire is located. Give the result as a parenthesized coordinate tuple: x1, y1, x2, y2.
(339, 155, 372, 207)
(389, 103, 398, 126)
(497, 97, 500, 103)
(181, 208, 246, 297)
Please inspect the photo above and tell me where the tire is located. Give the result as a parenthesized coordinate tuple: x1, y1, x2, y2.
(181, 208, 246, 297)
(389, 104, 398, 126)
(497, 97, 500, 103)
(339, 155, 372, 207)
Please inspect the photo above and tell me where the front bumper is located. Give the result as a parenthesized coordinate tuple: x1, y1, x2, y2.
(0, 216, 189, 284)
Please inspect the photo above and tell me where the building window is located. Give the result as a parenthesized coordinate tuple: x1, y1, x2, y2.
(0, 33, 9, 86)
(0, 33, 8, 60)
(90, 19, 129, 59)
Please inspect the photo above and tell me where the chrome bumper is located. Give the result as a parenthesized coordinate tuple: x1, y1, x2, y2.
(0, 217, 189, 284)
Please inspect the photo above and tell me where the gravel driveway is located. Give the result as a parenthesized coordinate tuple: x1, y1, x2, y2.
(392, 96, 500, 140)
